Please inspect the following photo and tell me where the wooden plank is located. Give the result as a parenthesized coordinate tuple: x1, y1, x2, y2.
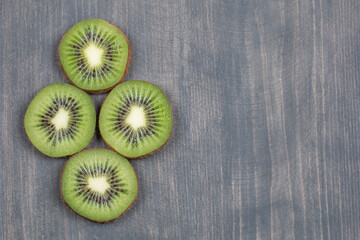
(1, 0, 359, 239)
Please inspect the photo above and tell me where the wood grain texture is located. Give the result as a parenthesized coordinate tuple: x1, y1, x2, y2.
(1, 0, 360, 239)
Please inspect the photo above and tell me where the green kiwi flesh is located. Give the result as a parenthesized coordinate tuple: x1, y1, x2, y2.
(61, 149, 138, 222)
(99, 81, 173, 158)
(24, 83, 96, 157)
(58, 19, 130, 93)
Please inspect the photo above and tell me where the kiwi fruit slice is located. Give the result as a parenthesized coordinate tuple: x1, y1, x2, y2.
(99, 81, 173, 158)
(61, 149, 138, 222)
(24, 83, 96, 157)
(58, 19, 131, 93)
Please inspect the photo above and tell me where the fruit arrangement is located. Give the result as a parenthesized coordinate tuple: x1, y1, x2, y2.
(24, 19, 173, 223)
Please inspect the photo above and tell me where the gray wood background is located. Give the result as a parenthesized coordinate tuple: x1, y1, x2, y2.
(1, 0, 359, 239)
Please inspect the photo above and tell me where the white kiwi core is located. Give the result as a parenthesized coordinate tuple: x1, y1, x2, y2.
(51, 108, 70, 130)
(126, 106, 147, 130)
(88, 176, 110, 194)
(84, 44, 104, 67)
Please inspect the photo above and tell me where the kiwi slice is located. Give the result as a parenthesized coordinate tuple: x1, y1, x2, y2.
(99, 81, 173, 158)
(58, 19, 131, 93)
(24, 83, 96, 157)
(61, 149, 138, 222)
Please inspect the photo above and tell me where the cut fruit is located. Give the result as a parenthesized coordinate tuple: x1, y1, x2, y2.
(61, 149, 138, 222)
(58, 19, 131, 93)
(24, 83, 96, 157)
(99, 81, 173, 158)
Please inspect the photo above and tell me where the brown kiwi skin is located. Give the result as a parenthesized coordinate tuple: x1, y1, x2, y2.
(60, 148, 138, 223)
(23, 85, 96, 158)
(99, 80, 173, 159)
(58, 19, 131, 94)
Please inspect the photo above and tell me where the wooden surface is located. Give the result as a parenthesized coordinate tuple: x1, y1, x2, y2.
(1, 0, 360, 239)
